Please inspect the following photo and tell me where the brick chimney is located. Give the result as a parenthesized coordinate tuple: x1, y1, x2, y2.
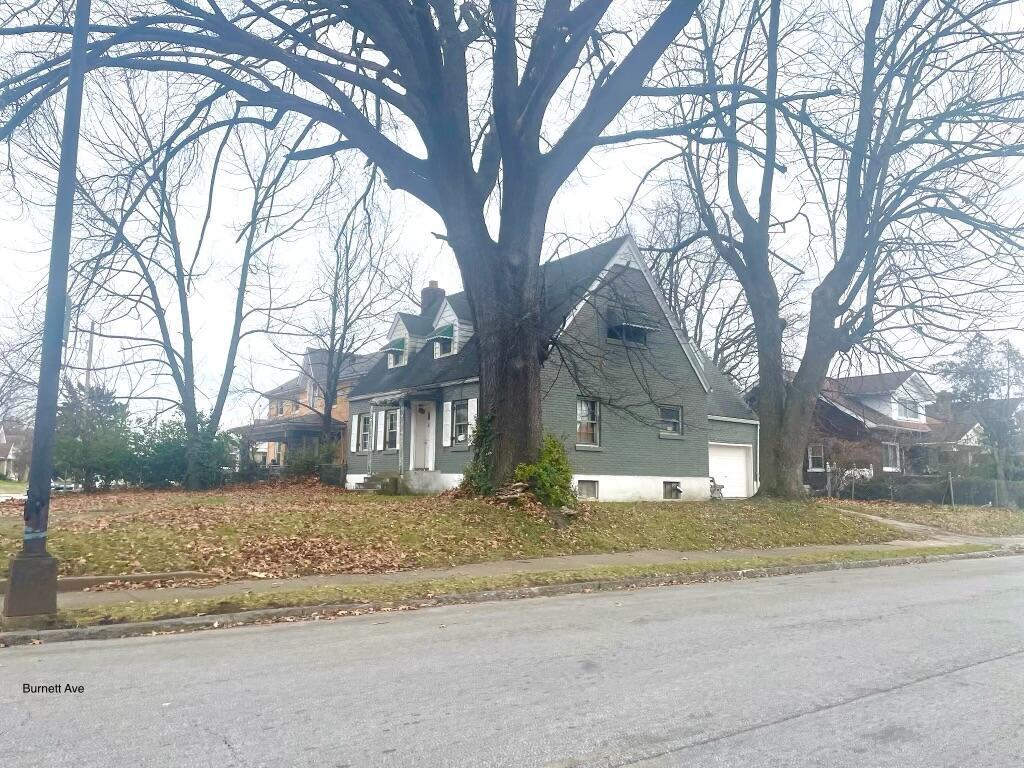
(420, 280, 445, 318)
(929, 390, 954, 421)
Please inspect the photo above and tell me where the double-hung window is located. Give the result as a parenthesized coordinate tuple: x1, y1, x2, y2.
(383, 410, 399, 450)
(451, 399, 470, 444)
(897, 399, 920, 420)
(807, 443, 825, 471)
(577, 398, 600, 446)
(657, 405, 682, 435)
(358, 413, 373, 452)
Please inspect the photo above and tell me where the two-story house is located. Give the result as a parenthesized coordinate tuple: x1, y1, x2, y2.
(241, 348, 376, 466)
(345, 236, 760, 500)
(794, 371, 937, 487)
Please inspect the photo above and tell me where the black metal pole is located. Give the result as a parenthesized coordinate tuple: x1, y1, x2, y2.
(3, 0, 91, 618)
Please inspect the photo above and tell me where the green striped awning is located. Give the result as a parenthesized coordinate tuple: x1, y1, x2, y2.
(383, 337, 406, 351)
(427, 324, 454, 341)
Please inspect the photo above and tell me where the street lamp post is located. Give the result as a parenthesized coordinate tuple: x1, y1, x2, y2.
(3, 0, 93, 618)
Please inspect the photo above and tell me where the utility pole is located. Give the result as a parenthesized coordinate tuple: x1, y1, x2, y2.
(3, 0, 92, 619)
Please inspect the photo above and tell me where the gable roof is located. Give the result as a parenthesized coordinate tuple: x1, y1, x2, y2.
(834, 371, 915, 395)
(699, 352, 758, 421)
(924, 397, 1024, 444)
(817, 378, 931, 432)
(351, 236, 721, 401)
(264, 352, 378, 399)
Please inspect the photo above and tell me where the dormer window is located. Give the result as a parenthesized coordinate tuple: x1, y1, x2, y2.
(429, 324, 456, 358)
(384, 338, 407, 368)
(607, 307, 657, 347)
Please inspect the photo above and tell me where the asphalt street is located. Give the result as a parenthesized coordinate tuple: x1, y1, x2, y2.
(2, 557, 1023, 767)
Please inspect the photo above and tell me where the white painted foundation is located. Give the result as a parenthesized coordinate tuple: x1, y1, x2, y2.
(573, 475, 711, 502)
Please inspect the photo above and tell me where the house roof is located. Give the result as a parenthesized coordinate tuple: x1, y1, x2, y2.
(0, 442, 14, 460)
(396, 311, 435, 337)
(697, 352, 758, 421)
(349, 238, 632, 400)
(924, 397, 1024, 444)
(350, 237, 740, 410)
(263, 352, 377, 400)
(818, 378, 931, 433)
(833, 371, 915, 395)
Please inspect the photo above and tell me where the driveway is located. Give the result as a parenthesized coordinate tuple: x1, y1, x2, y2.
(2, 557, 1023, 767)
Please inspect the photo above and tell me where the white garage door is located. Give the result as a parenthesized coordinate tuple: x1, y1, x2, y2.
(708, 443, 753, 498)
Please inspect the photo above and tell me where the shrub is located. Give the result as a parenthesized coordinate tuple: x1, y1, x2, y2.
(514, 435, 576, 509)
(462, 414, 496, 496)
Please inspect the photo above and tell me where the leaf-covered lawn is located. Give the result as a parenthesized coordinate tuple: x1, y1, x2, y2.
(835, 499, 1024, 536)
(0, 483, 904, 580)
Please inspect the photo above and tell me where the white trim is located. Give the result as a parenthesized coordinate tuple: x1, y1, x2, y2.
(467, 398, 478, 441)
(807, 442, 825, 472)
(442, 401, 453, 447)
(707, 415, 760, 425)
(882, 441, 901, 472)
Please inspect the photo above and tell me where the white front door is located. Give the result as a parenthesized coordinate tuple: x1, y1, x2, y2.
(411, 401, 435, 470)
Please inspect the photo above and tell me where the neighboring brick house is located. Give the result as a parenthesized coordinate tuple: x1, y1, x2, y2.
(794, 371, 937, 488)
(346, 236, 760, 500)
(0, 423, 32, 481)
(240, 348, 376, 466)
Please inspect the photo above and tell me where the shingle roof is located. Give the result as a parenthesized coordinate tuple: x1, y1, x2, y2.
(700, 352, 758, 420)
(818, 378, 931, 432)
(396, 312, 435, 337)
(264, 352, 377, 399)
(351, 238, 630, 399)
(924, 397, 1024, 444)
(833, 371, 914, 395)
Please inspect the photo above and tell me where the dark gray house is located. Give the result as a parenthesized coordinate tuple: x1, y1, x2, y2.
(346, 236, 759, 500)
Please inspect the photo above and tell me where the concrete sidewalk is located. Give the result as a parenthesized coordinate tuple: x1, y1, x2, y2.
(838, 507, 1024, 548)
(53, 537, 962, 611)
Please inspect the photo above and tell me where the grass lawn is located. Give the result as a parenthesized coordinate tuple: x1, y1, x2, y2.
(49, 544, 989, 629)
(0, 483, 906, 580)
(832, 500, 1024, 537)
(0, 479, 26, 494)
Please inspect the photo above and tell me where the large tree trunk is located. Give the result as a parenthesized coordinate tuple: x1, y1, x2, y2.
(749, 279, 836, 498)
(449, 211, 547, 488)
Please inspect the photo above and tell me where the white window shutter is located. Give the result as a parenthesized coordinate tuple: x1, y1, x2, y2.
(375, 411, 385, 450)
(467, 398, 478, 441)
(442, 401, 452, 447)
(396, 408, 403, 452)
(350, 415, 359, 452)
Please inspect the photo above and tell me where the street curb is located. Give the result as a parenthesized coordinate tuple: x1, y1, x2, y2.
(1, 548, 1019, 647)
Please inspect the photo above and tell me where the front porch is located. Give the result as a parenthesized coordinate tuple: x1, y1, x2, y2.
(235, 413, 346, 467)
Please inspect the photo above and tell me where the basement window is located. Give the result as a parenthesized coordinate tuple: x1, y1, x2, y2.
(663, 481, 682, 500)
(577, 480, 599, 500)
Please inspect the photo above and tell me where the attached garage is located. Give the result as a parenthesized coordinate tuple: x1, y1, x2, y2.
(708, 442, 755, 498)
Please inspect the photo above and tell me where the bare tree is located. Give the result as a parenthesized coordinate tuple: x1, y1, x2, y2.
(0, 0, 711, 486)
(273, 169, 414, 442)
(639, 0, 1024, 496)
(18, 72, 332, 486)
(635, 182, 801, 389)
